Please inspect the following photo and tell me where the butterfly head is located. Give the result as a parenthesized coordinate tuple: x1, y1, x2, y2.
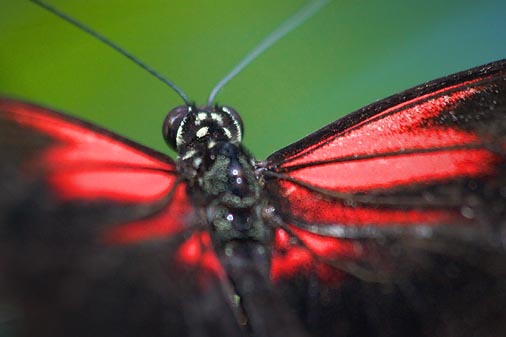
(163, 105, 244, 152)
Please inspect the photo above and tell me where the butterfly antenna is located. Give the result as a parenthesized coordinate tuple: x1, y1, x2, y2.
(207, 0, 330, 106)
(29, 0, 191, 105)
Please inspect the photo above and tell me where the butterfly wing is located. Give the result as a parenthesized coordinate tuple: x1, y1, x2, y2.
(262, 60, 506, 337)
(0, 99, 245, 337)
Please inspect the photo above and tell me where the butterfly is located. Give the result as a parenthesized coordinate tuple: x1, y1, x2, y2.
(1, 1, 506, 337)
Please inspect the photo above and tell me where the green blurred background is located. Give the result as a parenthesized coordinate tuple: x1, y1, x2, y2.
(1, 0, 505, 161)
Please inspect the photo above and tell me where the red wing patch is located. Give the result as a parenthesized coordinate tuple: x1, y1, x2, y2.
(264, 61, 506, 229)
(282, 148, 496, 193)
(278, 83, 482, 168)
(271, 226, 361, 284)
(0, 98, 194, 245)
(270, 81, 502, 192)
(104, 182, 191, 244)
(0, 98, 177, 203)
(175, 231, 226, 281)
(276, 180, 463, 225)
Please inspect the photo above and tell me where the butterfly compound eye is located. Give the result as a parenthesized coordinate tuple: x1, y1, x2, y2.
(220, 106, 244, 140)
(163, 105, 191, 150)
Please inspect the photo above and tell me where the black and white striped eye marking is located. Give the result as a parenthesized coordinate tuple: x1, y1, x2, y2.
(163, 105, 244, 152)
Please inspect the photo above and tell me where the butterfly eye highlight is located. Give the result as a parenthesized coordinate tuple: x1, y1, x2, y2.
(163, 105, 192, 150)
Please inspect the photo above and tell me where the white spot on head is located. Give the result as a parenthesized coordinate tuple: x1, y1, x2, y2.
(182, 148, 196, 160)
(232, 120, 242, 142)
(221, 106, 242, 141)
(193, 157, 202, 168)
(210, 113, 224, 124)
(175, 117, 187, 149)
(223, 127, 232, 139)
(196, 126, 209, 138)
(222, 106, 232, 115)
(197, 112, 208, 121)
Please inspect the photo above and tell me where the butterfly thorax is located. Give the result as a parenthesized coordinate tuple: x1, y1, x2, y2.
(164, 105, 273, 248)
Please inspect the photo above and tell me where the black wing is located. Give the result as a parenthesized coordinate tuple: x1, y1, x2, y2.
(261, 60, 506, 337)
(0, 98, 246, 337)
